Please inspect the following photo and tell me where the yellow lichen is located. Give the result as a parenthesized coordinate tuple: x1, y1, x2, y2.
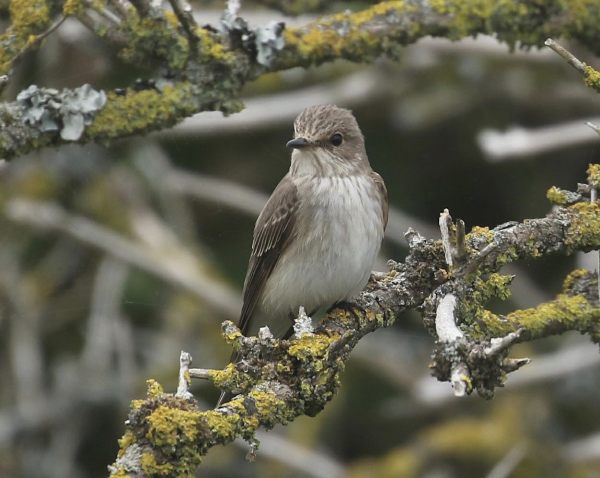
(0, 0, 51, 73)
(86, 83, 197, 140)
(288, 334, 335, 360)
(248, 390, 288, 422)
(62, 0, 83, 16)
(109, 468, 131, 478)
(9, 0, 49, 35)
(222, 322, 243, 345)
(146, 405, 200, 447)
(482, 293, 598, 339)
(562, 268, 591, 293)
(195, 28, 235, 63)
(584, 64, 600, 93)
(587, 163, 600, 189)
(208, 363, 254, 394)
(140, 452, 174, 476)
(469, 226, 494, 240)
(146, 379, 164, 398)
(202, 409, 240, 441)
(117, 431, 135, 458)
(117, 14, 190, 69)
(546, 186, 568, 205)
(282, 1, 409, 62)
(565, 201, 600, 251)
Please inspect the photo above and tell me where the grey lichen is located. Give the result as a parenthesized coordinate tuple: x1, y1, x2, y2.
(220, 9, 286, 67)
(17, 84, 107, 141)
(255, 21, 286, 66)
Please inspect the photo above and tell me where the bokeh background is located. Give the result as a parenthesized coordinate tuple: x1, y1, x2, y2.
(1, 2, 600, 477)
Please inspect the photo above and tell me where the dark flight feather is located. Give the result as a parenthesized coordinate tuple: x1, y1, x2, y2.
(217, 176, 298, 407)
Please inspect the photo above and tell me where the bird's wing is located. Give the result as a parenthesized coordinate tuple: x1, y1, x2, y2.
(370, 171, 388, 229)
(238, 175, 299, 336)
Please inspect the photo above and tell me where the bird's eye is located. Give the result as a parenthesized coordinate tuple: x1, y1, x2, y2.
(330, 133, 343, 146)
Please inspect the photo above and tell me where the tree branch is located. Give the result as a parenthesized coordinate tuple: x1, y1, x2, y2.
(108, 167, 600, 477)
(2, 0, 600, 160)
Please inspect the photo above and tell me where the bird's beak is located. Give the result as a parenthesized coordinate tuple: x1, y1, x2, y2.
(286, 137, 309, 149)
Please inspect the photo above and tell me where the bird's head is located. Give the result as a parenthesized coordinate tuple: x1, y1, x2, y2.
(287, 104, 369, 177)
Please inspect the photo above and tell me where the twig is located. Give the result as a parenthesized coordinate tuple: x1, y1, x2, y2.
(252, 431, 346, 478)
(544, 38, 586, 74)
(168, 0, 199, 54)
(484, 329, 524, 356)
(434, 293, 471, 396)
(587, 121, 600, 135)
(485, 444, 528, 478)
(461, 241, 498, 276)
(176, 351, 194, 398)
(9, 16, 67, 68)
(83, 258, 129, 379)
(439, 209, 454, 268)
(435, 294, 462, 342)
(454, 219, 466, 263)
(188, 368, 212, 379)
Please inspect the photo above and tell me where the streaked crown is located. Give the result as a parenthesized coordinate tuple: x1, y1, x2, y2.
(288, 105, 369, 177)
(294, 104, 363, 144)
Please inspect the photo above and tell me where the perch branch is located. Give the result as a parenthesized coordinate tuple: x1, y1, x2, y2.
(109, 171, 600, 476)
(3, 1, 600, 160)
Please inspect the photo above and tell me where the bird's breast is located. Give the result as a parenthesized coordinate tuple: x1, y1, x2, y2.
(260, 174, 385, 318)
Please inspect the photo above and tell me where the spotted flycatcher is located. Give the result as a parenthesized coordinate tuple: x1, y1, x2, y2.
(218, 104, 387, 405)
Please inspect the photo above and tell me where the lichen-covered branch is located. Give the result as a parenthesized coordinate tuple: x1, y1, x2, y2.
(2, 0, 600, 160)
(254, 0, 380, 15)
(274, 0, 600, 68)
(109, 168, 600, 477)
(0, 0, 53, 74)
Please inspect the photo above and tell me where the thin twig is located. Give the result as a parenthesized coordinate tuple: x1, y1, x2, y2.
(454, 219, 467, 263)
(439, 209, 454, 267)
(176, 351, 194, 398)
(544, 38, 586, 74)
(435, 294, 462, 342)
(9, 16, 67, 67)
(188, 368, 212, 379)
(587, 121, 600, 135)
(484, 328, 524, 356)
(485, 444, 528, 478)
(168, 0, 199, 54)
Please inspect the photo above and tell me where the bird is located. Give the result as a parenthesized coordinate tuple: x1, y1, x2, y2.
(217, 104, 387, 406)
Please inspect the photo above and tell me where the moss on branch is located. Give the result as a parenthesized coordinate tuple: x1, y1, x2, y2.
(472, 269, 599, 342)
(275, 0, 600, 70)
(0, 0, 51, 74)
(3, 0, 600, 159)
(85, 84, 198, 140)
